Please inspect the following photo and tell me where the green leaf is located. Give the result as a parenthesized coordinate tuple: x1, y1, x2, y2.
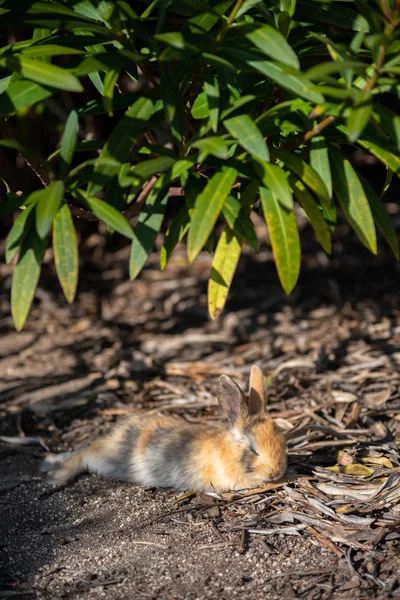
(132, 156, 176, 180)
(329, 148, 377, 254)
(11, 225, 48, 331)
(130, 184, 169, 279)
(373, 104, 400, 152)
(88, 96, 154, 194)
(204, 73, 219, 133)
(59, 110, 78, 179)
(359, 176, 399, 259)
(78, 192, 135, 239)
(254, 160, 293, 209)
(103, 68, 120, 116)
(357, 138, 400, 177)
(53, 203, 79, 302)
(208, 228, 242, 319)
(155, 32, 185, 49)
(0, 75, 11, 94)
(223, 48, 324, 104)
(160, 203, 191, 270)
(191, 91, 209, 119)
(6, 203, 35, 264)
(160, 172, 201, 269)
(346, 94, 373, 143)
(243, 24, 299, 69)
(21, 44, 86, 57)
(260, 188, 300, 294)
(161, 70, 184, 144)
(290, 176, 331, 254)
(0, 80, 53, 116)
(272, 148, 332, 214)
(310, 136, 332, 199)
(296, 1, 370, 32)
(35, 181, 64, 239)
(222, 195, 259, 251)
(192, 136, 229, 159)
(224, 115, 269, 162)
(3, 56, 83, 92)
(187, 167, 237, 262)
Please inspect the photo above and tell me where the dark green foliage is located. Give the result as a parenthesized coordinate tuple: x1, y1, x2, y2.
(1, 0, 399, 328)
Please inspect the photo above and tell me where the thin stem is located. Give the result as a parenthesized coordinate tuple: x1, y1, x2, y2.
(303, 116, 336, 143)
(216, 0, 245, 44)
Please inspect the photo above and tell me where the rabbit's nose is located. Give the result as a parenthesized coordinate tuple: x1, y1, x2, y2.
(269, 469, 283, 481)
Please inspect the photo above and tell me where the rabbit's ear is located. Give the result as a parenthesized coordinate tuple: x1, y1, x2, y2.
(218, 375, 246, 423)
(248, 365, 265, 415)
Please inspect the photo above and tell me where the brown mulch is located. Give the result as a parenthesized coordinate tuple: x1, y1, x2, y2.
(1, 218, 400, 599)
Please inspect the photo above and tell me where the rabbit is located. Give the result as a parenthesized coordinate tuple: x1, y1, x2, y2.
(41, 365, 287, 493)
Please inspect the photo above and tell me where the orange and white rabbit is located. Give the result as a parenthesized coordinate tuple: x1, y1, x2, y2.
(42, 365, 287, 492)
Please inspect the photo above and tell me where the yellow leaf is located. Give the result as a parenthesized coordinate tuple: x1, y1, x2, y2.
(327, 464, 374, 476)
(208, 227, 242, 319)
(361, 456, 393, 469)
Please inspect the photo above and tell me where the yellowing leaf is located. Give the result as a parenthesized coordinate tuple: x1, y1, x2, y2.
(361, 456, 393, 469)
(327, 464, 374, 476)
(208, 227, 242, 319)
(53, 203, 78, 303)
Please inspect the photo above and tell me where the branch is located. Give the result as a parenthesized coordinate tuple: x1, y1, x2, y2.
(303, 115, 336, 143)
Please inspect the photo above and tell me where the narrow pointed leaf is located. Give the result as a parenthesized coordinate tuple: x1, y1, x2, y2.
(0, 80, 53, 116)
(359, 175, 399, 259)
(254, 159, 293, 209)
(77, 192, 135, 239)
(204, 73, 220, 133)
(187, 167, 237, 263)
(290, 176, 331, 254)
(272, 148, 332, 213)
(244, 24, 299, 69)
(3, 56, 83, 92)
(329, 148, 377, 254)
(6, 203, 35, 264)
(53, 203, 79, 302)
(357, 138, 400, 177)
(224, 115, 269, 162)
(346, 95, 373, 143)
(59, 110, 78, 178)
(192, 136, 229, 159)
(130, 185, 169, 279)
(35, 180, 64, 239)
(208, 227, 242, 319)
(222, 195, 259, 251)
(11, 226, 48, 331)
(223, 48, 324, 104)
(260, 187, 300, 294)
(310, 136, 332, 199)
(160, 204, 190, 270)
(132, 156, 176, 180)
(103, 68, 120, 116)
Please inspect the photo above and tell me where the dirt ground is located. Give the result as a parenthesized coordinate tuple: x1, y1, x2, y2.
(1, 212, 400, 599)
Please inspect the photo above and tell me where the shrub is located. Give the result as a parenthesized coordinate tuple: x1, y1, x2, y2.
(1, 0, 399, 330)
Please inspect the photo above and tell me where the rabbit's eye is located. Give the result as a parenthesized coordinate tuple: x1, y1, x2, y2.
(249, 444, 259, 456)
